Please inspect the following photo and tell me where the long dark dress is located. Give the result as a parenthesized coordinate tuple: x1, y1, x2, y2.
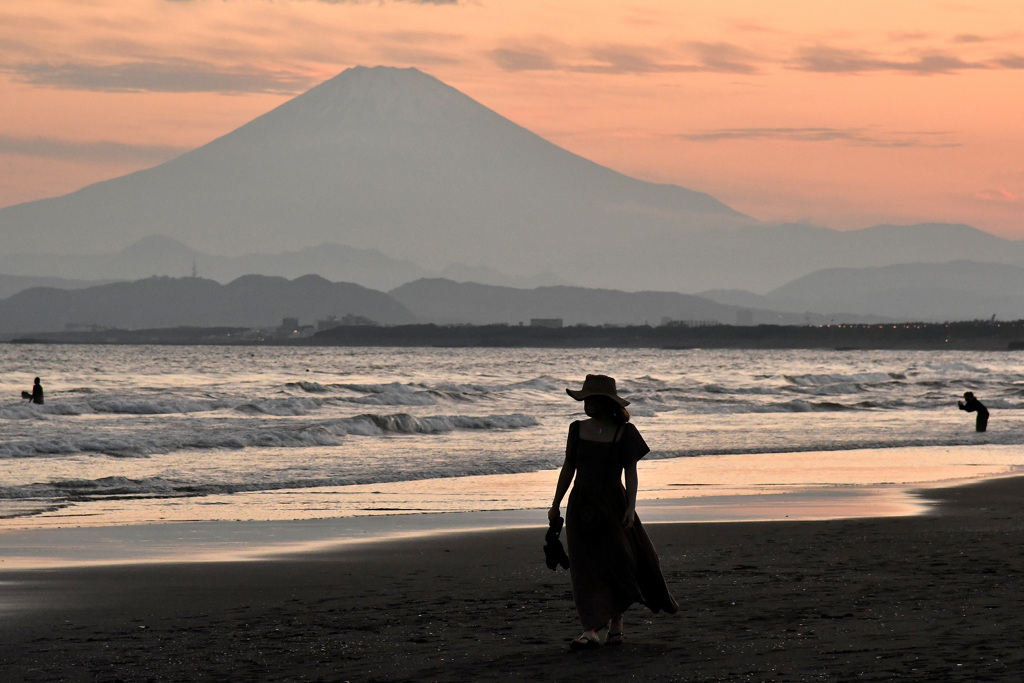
(565, 420, 678, 630)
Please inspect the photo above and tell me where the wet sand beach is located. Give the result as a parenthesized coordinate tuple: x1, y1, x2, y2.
(3, 476, 1024, 681)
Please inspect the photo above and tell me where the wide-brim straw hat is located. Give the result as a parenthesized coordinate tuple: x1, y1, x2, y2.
(566, 374, 630, 407)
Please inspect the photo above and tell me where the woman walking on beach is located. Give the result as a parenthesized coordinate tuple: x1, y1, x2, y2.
(549, 374, 678, 649)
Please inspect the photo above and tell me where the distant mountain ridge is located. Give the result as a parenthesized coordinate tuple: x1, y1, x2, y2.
(9, 257, 1024, 331)
(0, 273, 895, 337)
(764, 260, 1024, 321)
(0, 235, 431, 292)
(0, 275, 415, 335)
(0, 235, 568, 293)
(696, 260, 1024, 322)
(0, 274, 115, 300)
(388, 278, 884, 327)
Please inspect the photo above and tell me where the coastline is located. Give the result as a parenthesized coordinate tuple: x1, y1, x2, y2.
(9, 441, 1024, 569)
(3, 443, 1022, 570)
(10, 318, 1024, 350)
(0, 487, 925, 571)
(3, 476, 1024, 680)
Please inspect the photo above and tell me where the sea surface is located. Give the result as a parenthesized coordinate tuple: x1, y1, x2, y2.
(2, 345, 1023, 530)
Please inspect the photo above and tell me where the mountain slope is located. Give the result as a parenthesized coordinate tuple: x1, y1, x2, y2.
(387, 278, 883, 326)
(0, 235, 431, 292)
(0, 274, 114, 300)
(0, 275, 415, 334)
(0, 66, 747, 285)
(764, 260, 1024, 321)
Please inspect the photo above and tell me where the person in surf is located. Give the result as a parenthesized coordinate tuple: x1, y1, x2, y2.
(22, 377, 44, 404)
(958, 391, 988, 432)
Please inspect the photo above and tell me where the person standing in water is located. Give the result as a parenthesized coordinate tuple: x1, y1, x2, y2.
(549, 374, 677, 650)
(958, 391, 988, 432)
(23, 377, 44, 405)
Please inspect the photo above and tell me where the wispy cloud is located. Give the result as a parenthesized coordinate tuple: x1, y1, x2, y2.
(376, 45, 463, 66)
(487, 33, 1024, 77)
(580, 45, 692, 74)
(685, 42, 760, 74)
(678, 127, 960, 148)
(952, 33, 988, 43)
(381, 30, 463, 43)
(488, 48, 559, 72)
(0, 134, 188, 164)
(887, 31, 933, 42)
(488, 41, 760, 74)
(8, 59, 316, 94)
(974, 188, 1019, 203)
(995, 54, 1024, 68)
(792, 46, 984, 74)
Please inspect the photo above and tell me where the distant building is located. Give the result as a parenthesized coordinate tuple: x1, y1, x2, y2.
(281, 317, 299, 332)
(530, 318, 563, 328)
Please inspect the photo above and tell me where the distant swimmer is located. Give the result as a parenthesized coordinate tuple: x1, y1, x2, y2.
(958, 391, 988, 432)
(22, 377, 44, 405)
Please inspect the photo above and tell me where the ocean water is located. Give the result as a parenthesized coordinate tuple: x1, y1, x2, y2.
(1, 344, 1023, 529)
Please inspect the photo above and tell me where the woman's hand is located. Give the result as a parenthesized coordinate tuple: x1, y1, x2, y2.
(548, 505, 561, 523)
(621, 506, 635, 530)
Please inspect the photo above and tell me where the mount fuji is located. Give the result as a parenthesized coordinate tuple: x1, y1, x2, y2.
(0, 66, 750, 291)
(2, 66, 1023, 295)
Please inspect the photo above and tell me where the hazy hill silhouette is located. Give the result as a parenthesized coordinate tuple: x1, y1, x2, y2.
(0, 275, 415, 335)
(0, 272, 894, 337)
(0, 235, 569, 294)
(0, 235, 431, 292)
(662, 221, 1024, 293)
(0, 274, 114, 300)
(696, 260, 1024, 322)
(387, 278, 883, 326)
(762, 260, 1024, 321)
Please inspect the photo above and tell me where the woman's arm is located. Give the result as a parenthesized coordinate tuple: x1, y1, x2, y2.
(621, 460, 638, 529)
(549, 427, 577, 522)
(548, 457, 576, 522)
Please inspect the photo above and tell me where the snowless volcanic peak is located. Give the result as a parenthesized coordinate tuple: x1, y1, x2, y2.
(0, 66, 748, 288)
(215, 66, 490, 144)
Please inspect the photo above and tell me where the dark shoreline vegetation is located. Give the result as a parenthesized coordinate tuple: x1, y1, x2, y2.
(10, 320, 1024, 350)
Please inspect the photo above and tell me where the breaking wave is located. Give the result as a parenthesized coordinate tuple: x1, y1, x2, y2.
(0, 412, 539, 458)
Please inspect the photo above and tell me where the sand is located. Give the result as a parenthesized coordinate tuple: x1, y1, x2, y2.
(3, 477, 1024, 682)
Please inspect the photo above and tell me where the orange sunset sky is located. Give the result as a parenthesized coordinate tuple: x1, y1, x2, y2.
(1, 0, 1022, 238)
